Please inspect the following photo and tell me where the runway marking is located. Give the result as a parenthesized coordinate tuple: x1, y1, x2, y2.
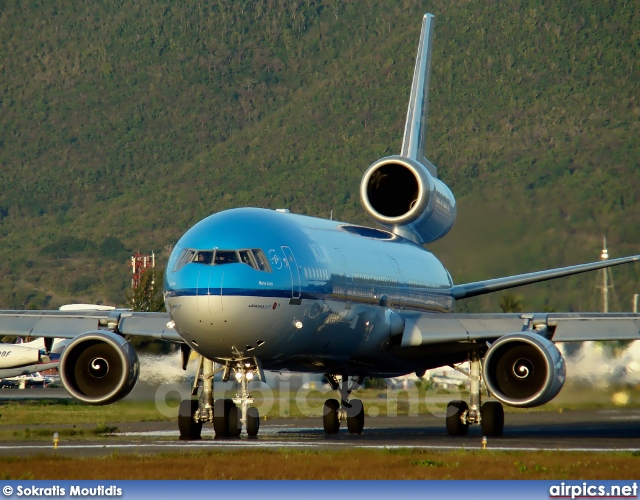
(0, 442, 638, 453)
(115, 427, 322, 437)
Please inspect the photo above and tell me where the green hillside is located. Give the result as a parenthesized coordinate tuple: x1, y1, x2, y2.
(0, 0, 638, 311)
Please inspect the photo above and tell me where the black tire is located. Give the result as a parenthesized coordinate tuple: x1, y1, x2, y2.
(323, 398, 340, 434)
(246, 407, 260, 437)
(445, 400, 469, 436)
(213, 398, 234, 438)
(178, 399, 202, 441)
(228, 404, 242, 438)
(481, 401, 504, 437)
(346, 398, 365, 434)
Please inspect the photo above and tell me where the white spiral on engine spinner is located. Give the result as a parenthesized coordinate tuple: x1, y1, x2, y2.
(89, 357, 109, 377)
(514, 361, 530, 379)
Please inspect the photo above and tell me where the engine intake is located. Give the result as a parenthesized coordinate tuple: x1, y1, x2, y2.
(360, 156, 456, 243)
(483, 333, 565, 407)
(60, 331, 139, 405)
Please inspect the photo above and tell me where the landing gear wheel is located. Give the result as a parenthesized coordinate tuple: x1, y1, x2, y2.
(481, 401, 504, 437)
(178, 399, 202, 440)
(228, 403, 242, 438)
(323, 398, 340, 434)
(213, 398, 236, 438)
(246, 407, 260, 438)
(346, 398, 365, 434)
(446, 400, 469, 436)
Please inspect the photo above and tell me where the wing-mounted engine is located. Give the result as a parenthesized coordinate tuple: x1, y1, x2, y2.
(483, 333, 566, 408)
(59, 331, 139, 405)
(360, 155, 456, 243)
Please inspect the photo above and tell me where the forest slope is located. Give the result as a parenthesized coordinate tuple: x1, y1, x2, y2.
(0, 0, 637, 311)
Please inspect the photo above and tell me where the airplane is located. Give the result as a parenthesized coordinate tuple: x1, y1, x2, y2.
(0, 337, 64, 380)
(0, 371, 56, 389)
(0, 13, 639, 440)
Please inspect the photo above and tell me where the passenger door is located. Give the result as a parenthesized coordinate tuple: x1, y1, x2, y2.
(281, 246, 301, 300)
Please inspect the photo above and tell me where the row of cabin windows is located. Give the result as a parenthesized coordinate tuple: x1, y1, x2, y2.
(173, 248, 271, 272)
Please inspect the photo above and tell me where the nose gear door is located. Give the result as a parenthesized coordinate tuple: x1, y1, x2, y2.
(281, 246, 301, 300)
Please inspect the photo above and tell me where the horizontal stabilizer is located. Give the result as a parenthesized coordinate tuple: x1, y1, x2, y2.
(451, 255, 640, 300)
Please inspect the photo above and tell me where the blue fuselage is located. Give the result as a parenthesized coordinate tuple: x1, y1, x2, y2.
(164, 208, 455, 376)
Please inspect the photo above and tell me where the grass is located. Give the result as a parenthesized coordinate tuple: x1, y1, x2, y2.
(0, 399, 170, 426)
(0, 449, 638, 480)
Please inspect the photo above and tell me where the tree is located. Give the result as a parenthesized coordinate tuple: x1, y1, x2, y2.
(499, 292, 523, 313)
(128, 267, 165, 312)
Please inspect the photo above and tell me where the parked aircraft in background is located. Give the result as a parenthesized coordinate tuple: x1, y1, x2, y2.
(0, 371, 56, 389)
(0, 14, 638, 440)
(0, 337, 65, 379)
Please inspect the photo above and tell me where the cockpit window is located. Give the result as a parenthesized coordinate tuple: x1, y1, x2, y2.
(174, 248, 272, 272)
(172, 249, 196, 272)
(195, 251, 213, 264)
(238, 250, 255, 267)
(214, 250, 238, 265)
(252, 249, 271, 272)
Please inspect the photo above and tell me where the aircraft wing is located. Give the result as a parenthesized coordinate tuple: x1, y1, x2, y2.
(399, 311, 640, 347)
(0, 309, 182, 342)
(450, 254, 640, 299)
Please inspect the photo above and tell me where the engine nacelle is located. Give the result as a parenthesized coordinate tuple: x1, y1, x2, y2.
(483, 333, 565, 408)
(59, 331, 139, 405)
(360, 155, 456, 244)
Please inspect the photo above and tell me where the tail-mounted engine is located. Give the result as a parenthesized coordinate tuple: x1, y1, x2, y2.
(483, 333, 565, 408)
(359, 156, 456, 244)
(59, 331, 139, 405)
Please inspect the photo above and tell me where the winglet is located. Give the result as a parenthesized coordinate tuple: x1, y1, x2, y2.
(400, 13, 438, 178)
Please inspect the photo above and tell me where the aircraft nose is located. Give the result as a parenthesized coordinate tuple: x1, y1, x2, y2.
(194, 266, 223, 313)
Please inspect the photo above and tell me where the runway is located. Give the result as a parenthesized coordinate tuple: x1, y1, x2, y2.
(0, 408, 639, 457)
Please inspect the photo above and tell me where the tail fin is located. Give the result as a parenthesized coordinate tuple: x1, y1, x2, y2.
(400, 13, 438, 178)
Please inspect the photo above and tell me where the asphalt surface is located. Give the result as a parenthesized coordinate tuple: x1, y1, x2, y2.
(1, 406, 639, 457)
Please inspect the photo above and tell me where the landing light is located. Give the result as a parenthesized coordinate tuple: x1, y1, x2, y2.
(246, 372, 254, 381)
(235, 372, 243, 381)
(293, 320, 303, 329)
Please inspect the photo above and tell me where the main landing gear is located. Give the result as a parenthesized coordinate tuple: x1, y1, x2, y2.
(445, 350, 504, 437)
(322, 375, 366, 435)
(178, 355, 262, 440)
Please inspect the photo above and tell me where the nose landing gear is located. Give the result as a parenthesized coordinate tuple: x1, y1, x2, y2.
(178, 355, 262, 440)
